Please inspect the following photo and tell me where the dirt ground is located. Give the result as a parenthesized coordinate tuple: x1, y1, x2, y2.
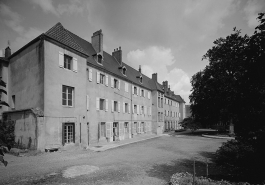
(0, 131, 229, 185)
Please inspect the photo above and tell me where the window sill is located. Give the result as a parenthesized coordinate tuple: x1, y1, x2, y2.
(62, 105, 74, 108)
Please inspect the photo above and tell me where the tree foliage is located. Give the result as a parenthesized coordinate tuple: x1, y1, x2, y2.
(190, 13, 265, 138)
(190, 13, 265, 182)
(179, 117, 200, 132)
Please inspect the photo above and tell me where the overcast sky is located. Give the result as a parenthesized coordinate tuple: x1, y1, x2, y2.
(0, 0, 264, 103)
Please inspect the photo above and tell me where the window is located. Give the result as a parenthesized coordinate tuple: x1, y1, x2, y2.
(158, 112, 160, 121)
(161, 98, 163, 108)
(98, 55, 102, 64)
(134, 105, 137, 114)
(141, 106, 144, 115)
(12, 95, 15, 109)
(124, 103, 129, 113)
(64, 54, 72, 70)
(140, 76, 143, 83)
(122, 67, 126, 75)
(134, 122, 137, 133)
(63, 123, 75, 144)
(114, 101, 118, 112)
(62, 85, 74, 107)
(100, 99, 105, 110)
(165, 110, 166, 116)
(161, 113, 163, 121)
(100, 122, 106, 137)
(158, 97, 160, 108)
(124, 122, 129, 133)
(134, 86, 137, 95)
(97, 98, 108, 111)
(111, 77, 120, 89)
(114, 79, 119, 88)
(112, 100, 120, 112)
(141, 89, 144, 97)
(99, 73, 104, 84)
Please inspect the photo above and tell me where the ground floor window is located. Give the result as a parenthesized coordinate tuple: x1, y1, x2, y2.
(141, 122, 144, 132)
(134, 122, 137, 133)
(100, 122, 106, 137)
(124, 122, 129, 133)
(63, 123, 75, 144)
(113, 122, 118, 137)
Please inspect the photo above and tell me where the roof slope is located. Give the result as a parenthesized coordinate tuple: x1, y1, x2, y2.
(45, 23, 88, 55)
(44, 23, 186, 102)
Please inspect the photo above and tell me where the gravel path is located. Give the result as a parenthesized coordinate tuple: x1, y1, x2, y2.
(0, 131, 228, 185)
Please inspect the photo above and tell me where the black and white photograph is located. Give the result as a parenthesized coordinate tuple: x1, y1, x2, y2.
(0, 0, 265, 184)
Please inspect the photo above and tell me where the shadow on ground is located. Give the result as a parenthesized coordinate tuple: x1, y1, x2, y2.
(168, 129, 229, 137)
(146, 151, 239, 184)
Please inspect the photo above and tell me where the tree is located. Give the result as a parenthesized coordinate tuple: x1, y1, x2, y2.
(0, 77, 9, 107)
(190, 13, 265, 138)
(190, 13, 265, 182)
(179, 117, 200, 132)
(0, 77, 11, 147)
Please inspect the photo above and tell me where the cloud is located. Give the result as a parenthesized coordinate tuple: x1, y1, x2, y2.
(0, 3, 24, 35)
(243, 0, 264, 28)
(0, 3, 42, 51)
(29, 0, 58, 16)
(27, 0, 84, 17)
(57, 0, 84, 15)
(182, 0, 236, 41)
(127, 46, 191, 103)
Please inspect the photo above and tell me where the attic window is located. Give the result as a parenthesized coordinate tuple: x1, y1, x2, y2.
(139, 76, 143, 83)
(122, 67, 126, 75)
(97, 55, 103, 64)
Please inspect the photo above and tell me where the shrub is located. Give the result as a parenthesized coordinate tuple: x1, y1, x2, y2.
(170, 172, 233, 185)
(0, 120, 15, 148)
(215, 139, 265, 183)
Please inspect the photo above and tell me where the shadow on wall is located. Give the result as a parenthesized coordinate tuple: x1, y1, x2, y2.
(3, 110, 38, 150)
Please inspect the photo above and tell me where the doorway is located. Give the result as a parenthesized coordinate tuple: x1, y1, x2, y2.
(113, 122, 118, 141)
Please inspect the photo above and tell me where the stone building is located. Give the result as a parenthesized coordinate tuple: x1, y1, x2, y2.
(0, 23, 185, 151)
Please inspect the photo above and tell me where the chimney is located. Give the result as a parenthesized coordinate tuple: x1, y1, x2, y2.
(162, 81, 168, 92)
(91, 29, 103, 54)
(152, 73, 157, 82)
(139, 65, 141, 73)
(112, 46, 122, 65)
(5, 46, 11, 58)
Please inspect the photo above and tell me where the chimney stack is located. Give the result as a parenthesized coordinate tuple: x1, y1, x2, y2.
(91, 29, 103, 54)
(152, 73, 157, 82)
(162, 81, 168, 93)
(5, 46, 11, 58)
(112, 46, 122, 65)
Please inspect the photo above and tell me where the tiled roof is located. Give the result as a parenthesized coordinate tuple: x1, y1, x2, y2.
(45, 23, 88, 55)
(44, 23, 186, 101)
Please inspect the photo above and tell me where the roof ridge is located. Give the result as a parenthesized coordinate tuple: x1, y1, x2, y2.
(45, 23, 88, 55)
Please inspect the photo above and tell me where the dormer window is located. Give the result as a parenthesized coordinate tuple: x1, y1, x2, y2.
(119, 66, 127, 76)
(98, 54, 103, 64)
(122, 67, 126, 75)
(139, 76, 143, 83)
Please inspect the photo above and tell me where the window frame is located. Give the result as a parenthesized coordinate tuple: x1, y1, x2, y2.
(114, 101, 118, 112)
(64, 54, 72, 70)
(100, 73, 105, 84)
(99, 98, 105, 110)
(62, 85, 74, 107)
